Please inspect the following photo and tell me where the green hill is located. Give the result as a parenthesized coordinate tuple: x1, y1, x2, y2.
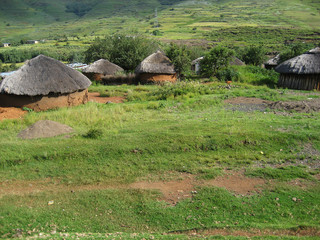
(0, 0, 319, 43)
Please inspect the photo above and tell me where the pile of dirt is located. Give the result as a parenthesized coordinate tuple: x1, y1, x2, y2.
(0, 107, 26, 121)
(224, 97, 320, 113)
(268, 98, 320, 113)
(224, 97, 272, 112)
(18, 120, 73, 139)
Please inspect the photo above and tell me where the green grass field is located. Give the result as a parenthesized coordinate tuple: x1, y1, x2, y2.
(0, 81, 319, 239)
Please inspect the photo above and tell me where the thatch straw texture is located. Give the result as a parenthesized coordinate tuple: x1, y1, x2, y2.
(135, 51, 176, 74)
(275, 48, 320, 74)
(82, 59, 124, 75)
(0, 55, 91, 96)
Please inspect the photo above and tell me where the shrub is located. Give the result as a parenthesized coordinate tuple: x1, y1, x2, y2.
(216, 67, 240, 82)
(84, 34, 159, 71)
(240, 45, 267, 66)
(200, 46, 235, 77)
(83, 128, 103, 139)
(166, 43, 192, 76)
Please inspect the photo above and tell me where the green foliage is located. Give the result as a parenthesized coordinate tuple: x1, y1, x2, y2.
(279, 42, 315, 63)
(83, 128, 103, 139)
(216, 67, 240, 82)
(84, 34, 159, 70)
(236, 65, 279, 86)
(240, 45, 267, 66)
(0, 46, 86, 63)
(165, 43, 192, 76)
(200, 46, 235, 77)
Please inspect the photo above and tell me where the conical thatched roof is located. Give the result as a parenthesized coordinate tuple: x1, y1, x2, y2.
(135, 51, 176, 74)
(265, 54, 280, 66)
(275, 47, 320, 74)
(82, 59, 124, 75)
(0, 55, 91, 96)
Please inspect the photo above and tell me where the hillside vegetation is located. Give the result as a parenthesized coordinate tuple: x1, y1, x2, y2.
(0, 0, 319, 43)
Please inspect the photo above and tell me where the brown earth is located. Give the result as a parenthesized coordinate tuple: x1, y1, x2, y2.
(0, 107, 26, 121)
(88, 92, 125, 104)
(224, 96, 320, 113)
(0, 172, 267, 205)
(17, 120, 74, 139)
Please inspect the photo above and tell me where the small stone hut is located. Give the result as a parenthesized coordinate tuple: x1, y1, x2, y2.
(135, 51, 177, 83)
(82, 59, 124, 81)
(0, 55, 91, 111)
(275, 48, 320, 91)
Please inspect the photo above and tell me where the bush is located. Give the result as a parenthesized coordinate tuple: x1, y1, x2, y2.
(240, 45, 267, 66)
(84, 34, 159, 71)
(166, 43, 192, 76)
(216, 67, 240, 82)
(200, 46, 235, 77)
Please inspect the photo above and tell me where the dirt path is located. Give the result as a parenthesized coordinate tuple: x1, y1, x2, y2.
(0, 172, 266, 205)
(88, 92, 125, 104)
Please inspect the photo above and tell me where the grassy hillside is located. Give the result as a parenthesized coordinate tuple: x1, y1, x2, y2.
(0, 0, 319, 43)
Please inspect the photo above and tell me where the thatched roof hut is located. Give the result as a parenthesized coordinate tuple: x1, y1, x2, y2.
(264, 54, 280, 70)
(135, 51, 177, 83)
(275, 48, 320, 91)
(0, 55, 91, 111)
(82, 59, 124, 81)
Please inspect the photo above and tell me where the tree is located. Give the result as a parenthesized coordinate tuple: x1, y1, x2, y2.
(166, 43, 191, 76)
(240, 45, 267, 66)
(84, 34, 159, 71)
(200, 46, 235, 77)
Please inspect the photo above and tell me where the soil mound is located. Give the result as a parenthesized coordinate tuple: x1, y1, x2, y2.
(268, 98, 320, 113)
(18, 120, 73, 139)
(224, 97, 272, 112)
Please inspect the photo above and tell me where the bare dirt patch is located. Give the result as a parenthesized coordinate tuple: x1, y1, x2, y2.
(0, 172, 267, 205)
(224, 97, 272, 112)
(0, 107, 26, 121)
(204, 171, 266, 195)
(224, 96, 320, 113)
(88, 92, 125, 104)
(269, 98, 320, 113)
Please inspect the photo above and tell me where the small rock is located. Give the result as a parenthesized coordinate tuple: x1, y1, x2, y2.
(292, 197, 297, 202)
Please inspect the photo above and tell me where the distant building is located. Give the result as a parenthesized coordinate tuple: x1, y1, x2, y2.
(26, 40, 39, 44)
(2, 43, 11, 47)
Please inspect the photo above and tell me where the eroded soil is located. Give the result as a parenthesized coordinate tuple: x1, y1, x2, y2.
(0, 107, 26, 121)
(0, 172, 271, 207)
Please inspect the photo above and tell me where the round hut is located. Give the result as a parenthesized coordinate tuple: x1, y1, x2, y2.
(82, 59, 124, 81)
(264, 54, 280, 70)
(0, 55, 91, 111)
(135, 51, 177, 83)
(275, 48, 320, 91)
